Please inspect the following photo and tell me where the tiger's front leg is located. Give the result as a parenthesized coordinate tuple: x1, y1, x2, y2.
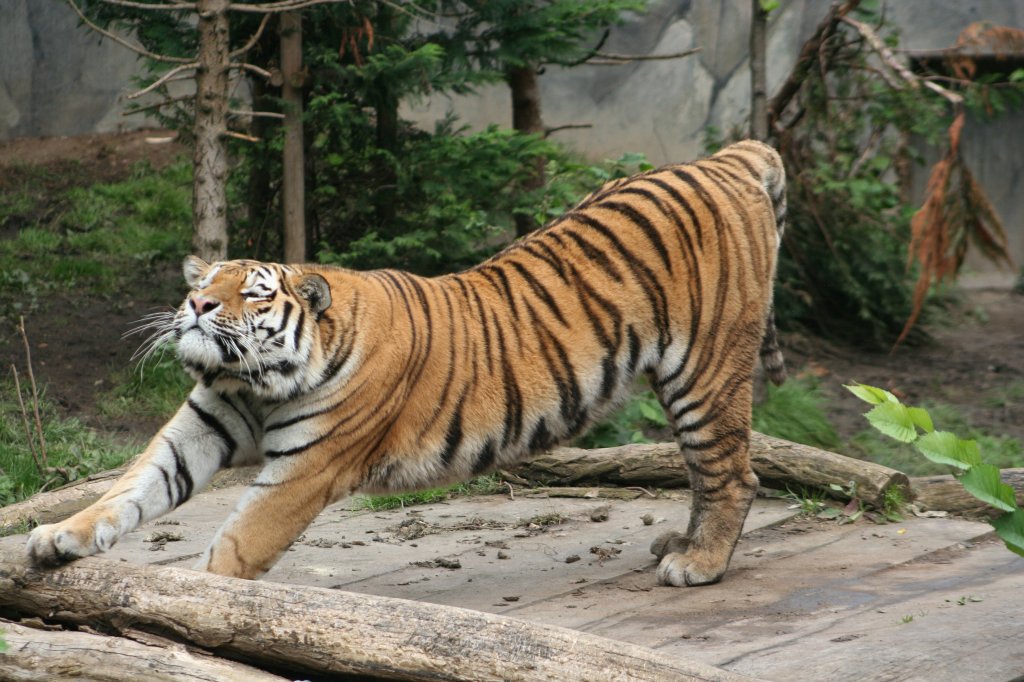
(196, 445, 352, 579)
(26, 386, 260, 567)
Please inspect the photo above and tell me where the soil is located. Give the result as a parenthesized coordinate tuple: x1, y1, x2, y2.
(1, 130, 1023, 453)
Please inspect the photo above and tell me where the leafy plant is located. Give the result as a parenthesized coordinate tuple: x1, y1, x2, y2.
(752, 377, 839, 450)
(847, 383, 1024, 556)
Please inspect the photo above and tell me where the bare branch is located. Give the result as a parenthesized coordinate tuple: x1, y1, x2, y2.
(230, 62, 274, 79)
(66, 0, 195, 64)
(229, 109, 285, 119)
(586, 47, 701, 65)
(126, 62, 200, 99)
(223, 129, 261, 142)
(544, 123, 593, 138)
(229, 11, 272, 57)
(122, 94, 193, 115)
(840, 15, 963, 105)
(99, 0, 197, 10)
(227, 0, 350, 13)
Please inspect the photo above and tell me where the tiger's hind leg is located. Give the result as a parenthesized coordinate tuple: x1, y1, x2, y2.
(649, 339, 760, 587)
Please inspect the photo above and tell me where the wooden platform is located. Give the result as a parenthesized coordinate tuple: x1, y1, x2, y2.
(7, 478, 1020, 681)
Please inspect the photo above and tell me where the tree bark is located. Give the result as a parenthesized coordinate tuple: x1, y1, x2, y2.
(512, 435, 912, 508)
(280, 11, 306, 263)
(0, 618, 286, 682)
(507, 65, 546, 238)
(191, 0, 231, 262)
(749, 0, 769, 141)
(0, 551, 748, 682)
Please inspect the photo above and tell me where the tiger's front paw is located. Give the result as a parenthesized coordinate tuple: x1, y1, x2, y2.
(26, 519, 119, 567)
(655, 550, 727, 587)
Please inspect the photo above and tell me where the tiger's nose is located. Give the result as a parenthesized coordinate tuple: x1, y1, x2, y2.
(190, 294, 220, 316)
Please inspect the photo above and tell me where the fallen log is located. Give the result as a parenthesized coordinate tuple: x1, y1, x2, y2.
(0, 545, 752, 682)
(0, 617, 286, 682)
(513, 435, 912, 508)
(911, 468, 1024, 517)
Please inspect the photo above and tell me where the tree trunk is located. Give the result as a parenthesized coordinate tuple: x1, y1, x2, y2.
(0, 551, 747, 682)
(280, 11, 306, 264)
(511, 435, 912, 509)
(507, 65, 546, 238)
(0, 618, 286, 682)
(749, 0, 769, 141)
(191, 0, 231, 262)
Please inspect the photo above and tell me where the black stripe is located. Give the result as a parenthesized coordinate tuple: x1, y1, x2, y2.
(187, 398, 237, 467)
(599, 197, 674, 273)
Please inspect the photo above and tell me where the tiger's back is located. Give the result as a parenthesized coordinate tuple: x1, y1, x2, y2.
(28, 140, 786, 587)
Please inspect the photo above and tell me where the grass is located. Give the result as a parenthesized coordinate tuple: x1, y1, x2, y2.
(0, 378, 137, 507)
(99, 349, 193, 420)
(355, 474, 505, 511)
(0, 160, 191, 318)
(753, 377, 840, 450)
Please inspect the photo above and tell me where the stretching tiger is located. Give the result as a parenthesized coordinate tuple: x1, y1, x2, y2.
(27, 140, 786, 586)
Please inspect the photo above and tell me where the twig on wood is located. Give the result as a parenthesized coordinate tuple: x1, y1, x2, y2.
(17, 317, 47, 470)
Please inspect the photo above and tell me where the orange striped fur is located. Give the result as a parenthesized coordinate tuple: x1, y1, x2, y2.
(28, 140, 786, 585)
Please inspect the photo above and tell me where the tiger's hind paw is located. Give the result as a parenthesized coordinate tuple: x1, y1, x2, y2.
(26, 520, 117, 567)
(649, 530, 690, 560)
(655, 551, 726, 587)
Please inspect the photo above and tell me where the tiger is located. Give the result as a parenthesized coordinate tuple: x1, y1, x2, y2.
(27, 139, 787, 587)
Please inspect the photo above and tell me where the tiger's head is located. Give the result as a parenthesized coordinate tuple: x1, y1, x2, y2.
(172, 256, 333, 399)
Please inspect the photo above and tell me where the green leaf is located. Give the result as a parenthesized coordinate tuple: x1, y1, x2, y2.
(915, 431, 981, 470)
(865, 401, 918, 443)
(907, 407, 934, 433)
(959, 464, 1017, 513)
(991, 508, 1024, 557)
(844, 383, 893, 405)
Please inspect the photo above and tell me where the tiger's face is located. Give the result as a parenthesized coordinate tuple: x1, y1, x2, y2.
(173, 256, 332, 399)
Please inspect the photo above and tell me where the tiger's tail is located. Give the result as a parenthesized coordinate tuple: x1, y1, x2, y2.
(727, 140, 788, 386)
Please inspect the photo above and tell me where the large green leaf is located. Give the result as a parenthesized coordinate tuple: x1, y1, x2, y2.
(959, 464, 1017, 513)
(865, 401, 918, 443)
(914, 431, 981, 470)
(991, 508, 1024, 557)
(844, 383, 895, 405)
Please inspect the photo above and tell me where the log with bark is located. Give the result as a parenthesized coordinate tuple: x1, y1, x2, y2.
(0, 617, 286, 682)
(0, 546, 750, 682)
(510, 434, 912, 509)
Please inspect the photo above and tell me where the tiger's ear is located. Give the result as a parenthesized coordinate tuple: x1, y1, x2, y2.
(183, 256, 211, 289)
(297, 273, 332, 315)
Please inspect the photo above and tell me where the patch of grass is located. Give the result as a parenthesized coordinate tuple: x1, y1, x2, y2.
(355, 474, 504, 511)
(100, 349, 193, 420)
(0, 379, 137, 507)
(0, 161, 191, 318)
(847, 402, 1024, 476)
(753, 377, 840, 450)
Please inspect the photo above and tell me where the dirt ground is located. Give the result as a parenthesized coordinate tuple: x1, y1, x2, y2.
(1, 130, 1023, 452)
